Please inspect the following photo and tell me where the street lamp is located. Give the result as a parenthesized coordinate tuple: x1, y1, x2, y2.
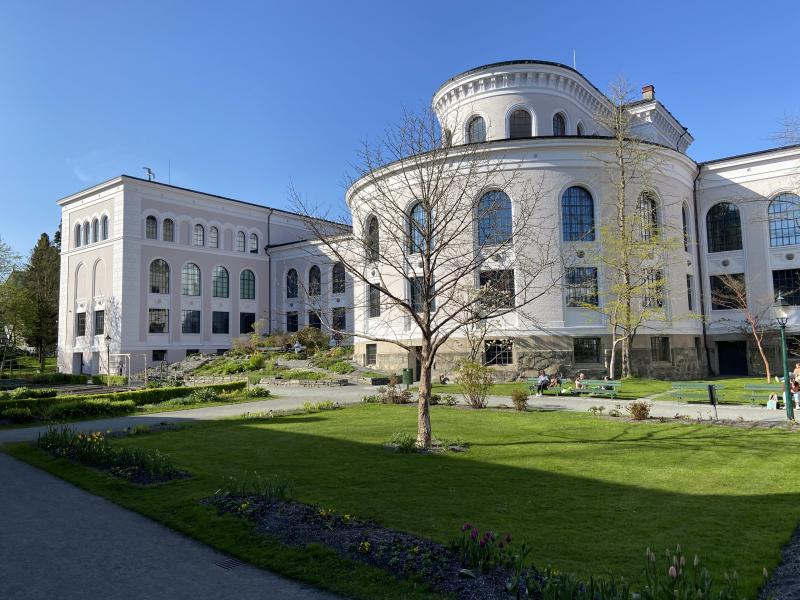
(104, 334, 112, 387)
(775, 292, 794, 420)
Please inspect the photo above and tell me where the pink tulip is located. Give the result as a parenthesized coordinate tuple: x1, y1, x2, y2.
(668, 566, 677, 579)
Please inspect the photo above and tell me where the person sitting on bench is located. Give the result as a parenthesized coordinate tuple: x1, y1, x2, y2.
(535, 370, 549, 397)
(574, 372, 587, 390)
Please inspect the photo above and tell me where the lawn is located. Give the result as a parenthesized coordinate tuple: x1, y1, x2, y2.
(0, 355, 57, 378)
(7, 404, 800, 598)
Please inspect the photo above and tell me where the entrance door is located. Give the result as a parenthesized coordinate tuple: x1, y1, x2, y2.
(72, 352, 83, 375)
(717, 341, 748, 375)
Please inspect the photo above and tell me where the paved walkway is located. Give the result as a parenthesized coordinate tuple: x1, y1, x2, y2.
(0, 452, 339, 600)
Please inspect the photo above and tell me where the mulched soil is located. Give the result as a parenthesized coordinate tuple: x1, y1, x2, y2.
(209, 494, 540, 599)
(760, 524, 800, 600)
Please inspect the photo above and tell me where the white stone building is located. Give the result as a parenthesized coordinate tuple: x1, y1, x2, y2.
(56, 60, 800, 380)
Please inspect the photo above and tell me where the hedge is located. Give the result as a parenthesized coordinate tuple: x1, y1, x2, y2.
(0, 381, 246, 415)
(91, 375, 129, 386)
(0, 387, 58, 401)
(22, 373, 88, 385)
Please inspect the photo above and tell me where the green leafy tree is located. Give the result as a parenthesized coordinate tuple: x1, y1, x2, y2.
(19, 234, 60, 370)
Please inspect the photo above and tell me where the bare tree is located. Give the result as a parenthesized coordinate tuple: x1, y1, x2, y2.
(581, 78, 682, 379)
(292, 108, 559, 448)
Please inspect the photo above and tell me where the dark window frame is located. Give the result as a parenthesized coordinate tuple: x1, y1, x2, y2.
(485, 339, 513, 366)
(181, 309, 201, 334)
(561, 186, 595, 242)
(212, 311, 229, 334)
(706, 202, 742, 253)
(565, 267, 598, 307)
(477, 190, 513, 246)
(574, 337, 601, 363)
(93, 310, 105, 336)
(650, 336, 671, 363)
(148, 308, 169, 334)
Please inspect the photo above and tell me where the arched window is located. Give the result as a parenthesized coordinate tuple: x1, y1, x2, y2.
(561, 187, 595, 241)
(240, 269, 256, 300)
(83, 221, 90, 246)
(91, 218, 99, 243)
(365, 215, 380, 262)
(308, 265, 321, 296)
(637, 192, 659, 241)
(467, 116, 486, 143)
(74, 223, 82, 248)
(286, 269, 298, 299)
(553, 113, 566, 136)
(193, 224, 205, 246)
(478, 190, 512, 246)
(409, 203, 427, 254)
(145, 216, 157, 240)
(249, 233, 258, 254)
(209, 226, 219, 249)
(163, 219, 174, 242)
(149, 259, 170, 294)
(181, 263, 201, 296)
(332, 262, 345, 294)
(576, 122, 585, 136)
(682, 204, 690, 251)
(509, 109, 532, 139)
(212, 266, 229, 298)
(236, 231, 246, 252)
(768, 193, 800, 247)
(101, 216, 109, 240)
(706, 202, 742, 253)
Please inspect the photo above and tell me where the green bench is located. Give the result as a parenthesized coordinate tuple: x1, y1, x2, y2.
(744, 384, 784, 407)
(525, 377, 568, 396)
(670, 382, 725, 403)
(574, 379, 621, 399)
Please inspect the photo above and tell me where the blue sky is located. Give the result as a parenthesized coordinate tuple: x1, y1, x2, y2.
(1, 0, 798, 255)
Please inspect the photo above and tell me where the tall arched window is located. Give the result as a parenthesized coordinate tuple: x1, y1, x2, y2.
(163, 219, 174, 242)
(706, 202, 742, 253)
(365, 215, 379, 262)
(83, 221, 90, 246)
(637, 192, 659, 241)
(768, 193, 800, 247)
(193, 224, 205, 246)
(286, 268, 298, 298)
(240, 269, 256, 299)
(101, 215, 109, 240)
(553, 113, 566, 136)
(576, 122, 585, 136)
(308, 265, 321, 296)
(467, 116, 486, 143)
(181, 263, 201, 296)
(682, 204, 690, 251)
(509, 109, 532, 139)
(332, 262, 345, 294)
(149, 259, 170, 294)
(145, 216, 157, 240)
(409, 203, 427, 254)
(74, 223, 82, 248)
(212, 266, 229, 298)
(561, 187, 595, 241)
(91, 218, 99, 243)
(249, 233, 258, 254)
(209, 226, 219, 249)
(236, 231, 246, 252)
(478, 190, 512, 246)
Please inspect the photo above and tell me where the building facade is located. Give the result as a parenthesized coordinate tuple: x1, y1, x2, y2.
(56, 60, 800, 380)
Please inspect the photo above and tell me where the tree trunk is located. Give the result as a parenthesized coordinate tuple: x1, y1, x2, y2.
(416, 346, 432, 449)
(608, 338, 617, 380)
(751, 326, 772, 382)
(621, 337, 631, 379)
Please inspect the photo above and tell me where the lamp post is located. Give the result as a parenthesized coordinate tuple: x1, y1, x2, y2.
(775, 293, 794, 420)
(104, 334, 111, 387)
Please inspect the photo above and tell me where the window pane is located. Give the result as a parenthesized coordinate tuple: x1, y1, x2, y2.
(485, 340, 513, 365)
(706, 202, 742, 252)
(286, 311, 299, 332)
(650, 337, 671, 362)
(148, 309, 169, 333)
(479, 269, 515, 310)
(565, 267, 598, 307)
(287, 269, 298, 298)
(193, 224, 205, 246)
(212, 311, 229, 334)
(94, 310, 105, 335)
(308, 266, 321, 296)
(308, 311, 321, 329)
(332, 307, 346, 331)
(332, 263, 345, 294)
(181, 310, 201, 334)
(553, 113, 566, 136)
(365, 216, 380, 262)
(76, 312, 86, 336)
(643, 269, 664, 308)
(478, 190, 512, 246)
(368, 285, 381, 318)
(240, 312, 256, 334)
(574, 338, 601, 363)
(181, 263, 201, 296)
(145, 216, 157, 239)
(772, 268, 800, 305)
(467, 116, 486, 143)
(163, 219, 174, 242)
(249, 233, 258, 253)
(365, 344, 377, 365)
(561, 187, 595, 241)
(408, 204, 427, 254)
(236, 231, 245, 252)
(509, 109, 531, 139)
(240, 269, 255, 300)
(410, 276, 434, 313)
(709, 273, 745, 310)
(209, 226, 219, 248)
(149, 259, 170, 294)
(638, 192, 658, 241)
(212, 266, 229, 298)
(686, 274, 694, 311)
(769, 194, 800, 247)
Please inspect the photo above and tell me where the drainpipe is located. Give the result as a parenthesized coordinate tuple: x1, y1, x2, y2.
(692, 164, 715, 376)
(265, 209, 273, 334)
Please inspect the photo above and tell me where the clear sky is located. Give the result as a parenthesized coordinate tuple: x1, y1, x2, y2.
(1, 0, 798, 255)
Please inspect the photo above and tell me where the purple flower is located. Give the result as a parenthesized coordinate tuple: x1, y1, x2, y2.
(471, 528, 478, 540)
(479, 539, 486, 548)
(461, 523, 470, 532)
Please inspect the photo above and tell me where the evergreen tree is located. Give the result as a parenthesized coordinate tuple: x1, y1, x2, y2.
(20, 233, 60, 370)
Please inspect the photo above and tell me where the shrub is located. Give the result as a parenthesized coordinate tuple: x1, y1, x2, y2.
(1, 407, 34, 422)
(429, 393, 442, 406)
(327, 360, 355, 374)
(443, 394, 458, 406)
(91, 375, 128, 386)
(43, 399, 137, 420)
(389, 431, 417, 453)
(626, 400, 652, 420)
(510, 389, 528, 411)
(302, 400, 337, 412)
(376, 380, 412, 404)
(264, 331, 292, 350)
(245, 386, 271, 398)
(24, 373, 88, 385)
(187, 387, 219, 404)
(361, 394, 380, 404)
(449, 524, 517, 572)
(248, 352, 266, 371)
(0, 387, 58, 400)
(280, 369, 327, 381)
(293, 326, 330, 355)
(455, 360, 494, 409)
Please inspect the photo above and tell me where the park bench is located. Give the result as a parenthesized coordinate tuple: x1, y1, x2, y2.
(525, 377, 568, 396)
(573, 379, 621, 399)
(670, 382, 725, 403)
(743, 383, 784, 407)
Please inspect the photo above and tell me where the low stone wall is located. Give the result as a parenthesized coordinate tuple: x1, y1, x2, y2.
(258, 378, 349, 388)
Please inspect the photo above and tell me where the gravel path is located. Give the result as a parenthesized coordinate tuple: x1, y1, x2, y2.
(760, 524, 800, 599)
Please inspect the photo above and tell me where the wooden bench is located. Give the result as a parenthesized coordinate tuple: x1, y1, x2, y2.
(573, 379, 621, 398)
(670, 382, 725, 403)
(744, 384, 783, 407)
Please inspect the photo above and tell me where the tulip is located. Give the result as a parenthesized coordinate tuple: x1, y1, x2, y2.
(668, 566, 677, 579)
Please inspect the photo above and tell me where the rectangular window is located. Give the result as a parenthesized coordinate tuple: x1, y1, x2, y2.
(212, 311, 229, 334)
(308, 311, 322, 329)
(365, 343, 377, 366)
(650, 336, 671, 363)
(93, 310, 105, 336)
(485, 339, 513, 365)
(181, 309, 201, 334)
(410, 276, 435, 313)
(240, 312, 256, 334)
(565, 267, 598, 307)
(148, 309, 169, 333)
(332, 307, 346, 331)
(286, 311, 299, 333)
(574, 337, 601, 363)
(643, 269, 664, 308)
(368, 285, 381, 318)
(686, 274, 694, 311)
(479, 269, 515, 310)
(186, 349, 199, 357)
(710, 273, 745, 310)
(152, 349, 167, 362)
(76, 312, 86, 337)
(772, 268, 800, 306)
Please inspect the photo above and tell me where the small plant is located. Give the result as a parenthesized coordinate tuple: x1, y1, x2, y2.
(429, 393, 442, 406)
(327, 360, 355, 374)
(455, 359, 494, 409)
(450, 523, 516, 573)
(131, 424, 150, 435)
(245, 386, 271, 398)
(302, 400, 338, 412)
(214, 471, 293, 503)
(188, 387, 219, 404)
(358, 540, 371, 554)
(361, 394, 380, 404)
(626, 400, 652, 421)
(443, 394, 458, 406)
(510, 389, 528, 411)
(389, 431, 417, 453)
(0, 407, 34, 422)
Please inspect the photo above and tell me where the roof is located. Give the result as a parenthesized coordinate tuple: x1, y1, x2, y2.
(699, 142, 800, 166)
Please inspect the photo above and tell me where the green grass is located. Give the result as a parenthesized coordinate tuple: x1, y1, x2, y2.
(0, 356, 57, 378)
(6, 404, 799, 598)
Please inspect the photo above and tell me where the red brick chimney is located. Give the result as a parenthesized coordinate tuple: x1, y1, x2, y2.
(642, 85, 655, 101)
